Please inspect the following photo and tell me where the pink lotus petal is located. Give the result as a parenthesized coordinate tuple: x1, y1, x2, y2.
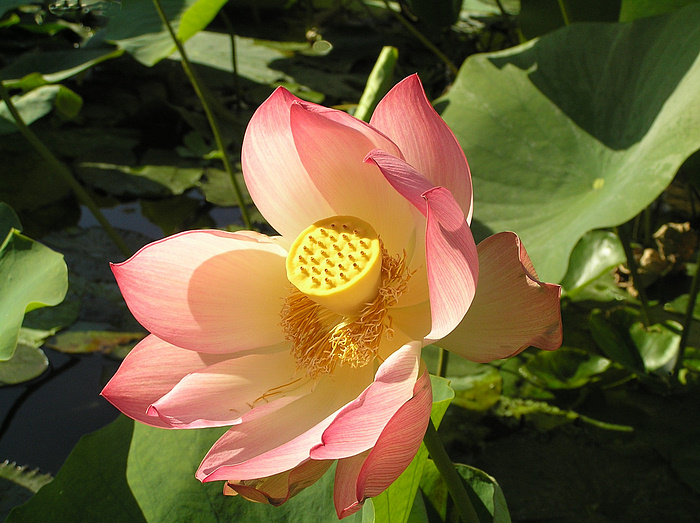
(365, 150, 479, 329)
(101, 334, 230, 428)
(242, 87, 334, 238)
(197, 364, 373, 482)
(148, 348, 309, 429)
(366, 149, 479, 341)
(370, 74, 473, 221)
(310, 342, 422, 460)
(423, 187, 479, 340)
(112, 230, 289, 353)
(439, 232, 562, 362)
(223, 459, 332, 506)
(289, 102, 416, 257)
(334, 366, 433, 519)
(333, 451, 369, 519)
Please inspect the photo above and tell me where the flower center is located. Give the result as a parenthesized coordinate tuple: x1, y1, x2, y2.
(285, 216, 382, 316)
(281, 216, 412, 378)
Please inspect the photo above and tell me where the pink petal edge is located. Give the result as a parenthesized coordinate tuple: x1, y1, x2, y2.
(196, 364, 373, 482)
(101, 334, 230, 428)
(241, 87, 335, 238)
(334, 365, 433, 519)
(310, 342, 422, 460)
(366, 150, 479, 340)
(370, 74, 473, 222)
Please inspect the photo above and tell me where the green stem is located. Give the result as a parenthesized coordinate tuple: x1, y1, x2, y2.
(615, 225, 652, 327)
(423, 420, 480, 523)
(381, 0, 459, 76)
(0, 82, 132, 258)
(675, 254, 700, 375)
(556, 0, 570, 25)
(219, 10, 242, 109)
(436, 348, 449, 378)
(151, 0, 252, 229)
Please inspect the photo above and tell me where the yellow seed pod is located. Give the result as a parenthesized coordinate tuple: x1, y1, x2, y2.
(286, 216, 382, 316)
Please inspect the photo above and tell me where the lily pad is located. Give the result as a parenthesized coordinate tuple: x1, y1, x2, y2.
(0, 343, 49, 385)
(75, 162, 205, 198)
(519, 347, 611, 390)
(47, 330, 145, 355)
(0, 48, 123, 88)
(0, 228, 68, 361)
(440, 5, 700, 283)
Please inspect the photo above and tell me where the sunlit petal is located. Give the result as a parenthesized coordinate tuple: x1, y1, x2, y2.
(112, 230, 288, 353)
(370, 74, 473, 221)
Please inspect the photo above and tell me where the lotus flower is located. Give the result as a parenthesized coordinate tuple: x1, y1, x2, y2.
(102, 75, 562, 518)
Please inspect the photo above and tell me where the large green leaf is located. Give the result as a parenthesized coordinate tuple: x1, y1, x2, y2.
(102, 0, 228, 66)
(5, 415, 349, 522)
(0, 343, 48, 385)
(619, 0, 700, 21)
(440, 5, 700, 282)
(0, 220, 68, 361)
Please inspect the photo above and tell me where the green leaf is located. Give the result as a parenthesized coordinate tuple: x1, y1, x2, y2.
(518, 0, 621, 39)
(76, 162, 205, 198)
(420, 461, 511, 523)
(370, 376, 454, 523)
(440, 5, 700, 283)
(0, 48, 123, 88)
(560, 230, 626, 298)
(588, 309, 645, 372)
(619, 0, 700, 21)
(0, 229, 68, 360)
(449, 366, 502, 411)
(629, 321, 681, 372)
(519, 347, 611, 389)
(126, 422, 343, 523)
(0, 85, 82, 135)
(5, 416, 147, 523)
(0, 343, 48, 385)
(103, 0, 227, 66)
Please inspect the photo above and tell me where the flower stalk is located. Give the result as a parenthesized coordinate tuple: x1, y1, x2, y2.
(423, 419, 480, 523)
(0, 81, 132, 258)
(151, 0, 252, 229)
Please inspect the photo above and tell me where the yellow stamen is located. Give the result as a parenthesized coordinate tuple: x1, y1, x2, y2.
(280, 243, 410, 377)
